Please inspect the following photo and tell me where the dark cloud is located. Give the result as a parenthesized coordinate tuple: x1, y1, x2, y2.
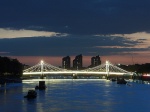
(0, 35, 147, 56)
(0, 0, 150, 34)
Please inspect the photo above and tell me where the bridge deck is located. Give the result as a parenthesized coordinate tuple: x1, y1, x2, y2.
(23, 60, 134, 76)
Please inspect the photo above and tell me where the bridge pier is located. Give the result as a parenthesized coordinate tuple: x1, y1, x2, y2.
(106, 75, 109, 80)
(40, 75, 46, 79)
(40, 75, 44, 79)
(73, 74, 77, 79)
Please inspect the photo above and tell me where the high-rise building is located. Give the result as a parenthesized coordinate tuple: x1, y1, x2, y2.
(62, 56, 70, 69)
(91, 55, 101, 67)
(73, 54, 82, 70)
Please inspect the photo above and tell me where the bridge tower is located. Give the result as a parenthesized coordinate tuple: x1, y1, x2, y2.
(40, 60, 44, 79)
(106, 60, 110, 79)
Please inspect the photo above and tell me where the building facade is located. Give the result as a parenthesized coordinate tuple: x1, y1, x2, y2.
(62, 56, 70, 69)
(91, 55, 101, 67)
(73, 54, 82, 70)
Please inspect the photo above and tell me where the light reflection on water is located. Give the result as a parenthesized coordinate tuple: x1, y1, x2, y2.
(0, 79, 150, 112)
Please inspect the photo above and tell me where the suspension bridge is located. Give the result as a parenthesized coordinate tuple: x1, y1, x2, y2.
(23, 60, 133, 78)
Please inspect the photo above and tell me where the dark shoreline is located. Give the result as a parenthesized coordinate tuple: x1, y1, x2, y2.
(0, 74, 150, 85)
(0, 77, 22, 84)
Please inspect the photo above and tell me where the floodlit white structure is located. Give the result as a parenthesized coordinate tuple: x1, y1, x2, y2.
(23, 60, 133, 77)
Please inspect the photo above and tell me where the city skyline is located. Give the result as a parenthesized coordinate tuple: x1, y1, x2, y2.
(8, 54, 146, 67)
(0, 0, 150, 66)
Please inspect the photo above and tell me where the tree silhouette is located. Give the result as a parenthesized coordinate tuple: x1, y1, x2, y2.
(0, 56, 23, 77)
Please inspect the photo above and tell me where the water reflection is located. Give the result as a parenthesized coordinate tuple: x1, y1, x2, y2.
(0, 79, 150, 112)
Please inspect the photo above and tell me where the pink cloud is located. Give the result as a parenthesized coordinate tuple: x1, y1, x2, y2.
(0, 52, 10, 54)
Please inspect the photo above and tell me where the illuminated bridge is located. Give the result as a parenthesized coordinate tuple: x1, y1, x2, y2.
(23, 60, 133, 78)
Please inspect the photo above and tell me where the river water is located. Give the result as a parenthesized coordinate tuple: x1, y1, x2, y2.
(0, 79, 150, 112)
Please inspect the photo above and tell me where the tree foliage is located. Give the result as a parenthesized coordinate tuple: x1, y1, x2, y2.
(0, 56, 23, 77)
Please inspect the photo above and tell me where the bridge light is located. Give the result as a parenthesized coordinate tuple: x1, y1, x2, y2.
(118, 63, 120, 66)
(41, 60, 44, 64)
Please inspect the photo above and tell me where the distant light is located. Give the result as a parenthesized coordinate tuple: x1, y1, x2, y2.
(143, 74, 150, 76)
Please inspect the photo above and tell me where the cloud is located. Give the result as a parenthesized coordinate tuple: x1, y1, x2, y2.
(110, 32, 150, 48)
(95, 31, 150, 50)
(0, 33, 147, 57)
(1, 0, 150, 35)
(95, 44, 149, 49)
(0, 32, 150, 65)
(0, 52, 10, 54)
(0, 28, 68, 38)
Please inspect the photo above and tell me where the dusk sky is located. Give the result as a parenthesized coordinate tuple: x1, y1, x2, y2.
(0, 0, 150, 66)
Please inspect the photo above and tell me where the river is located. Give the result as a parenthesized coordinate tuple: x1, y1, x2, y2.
(0, 79, 150, 112)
